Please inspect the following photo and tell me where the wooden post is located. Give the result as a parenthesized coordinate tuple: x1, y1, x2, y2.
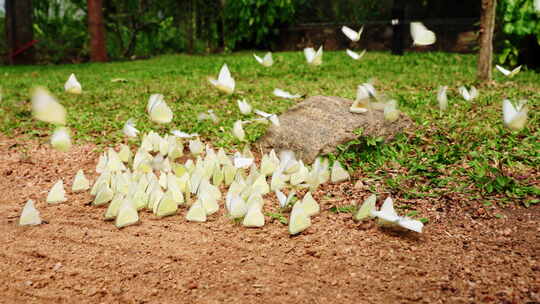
(88, 0, 108, 62)
(5, 0, 35, 65)
(477, 0, 497, 82)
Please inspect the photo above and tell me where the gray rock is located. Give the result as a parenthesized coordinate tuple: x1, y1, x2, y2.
(257, 95, 414, 164)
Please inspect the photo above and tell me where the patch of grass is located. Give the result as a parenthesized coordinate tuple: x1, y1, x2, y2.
(0, 51, 538, 206)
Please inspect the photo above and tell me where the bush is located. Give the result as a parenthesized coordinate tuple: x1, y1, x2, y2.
(497, 0, 540, 66)
(223, 0, 304, 50)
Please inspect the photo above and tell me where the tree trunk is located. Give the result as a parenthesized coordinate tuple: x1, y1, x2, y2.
(88, 0, 108, 62)
(5, 0, 35, 65)
(477, 0, 497, 82)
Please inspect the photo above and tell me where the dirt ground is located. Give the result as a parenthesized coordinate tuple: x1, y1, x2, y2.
(1, 134, 539, 304)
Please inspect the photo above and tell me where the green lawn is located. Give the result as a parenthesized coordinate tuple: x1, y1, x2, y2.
(0, 51, 538, 206)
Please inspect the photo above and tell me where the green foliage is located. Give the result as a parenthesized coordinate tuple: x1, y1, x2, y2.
(32, 0, 88, 63)
(497, 0, 540, 66)
(223, 0, 303, 50)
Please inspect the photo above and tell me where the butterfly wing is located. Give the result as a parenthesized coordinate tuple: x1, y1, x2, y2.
(304, 47, 315, 63)
(31, 87, 67, 125)
(410, 22, 436, 46)
(341, 26, 359, 41)
(346, 49, 360, 60)
(253, 54, 263, 64)
(496, 65, 511, 76)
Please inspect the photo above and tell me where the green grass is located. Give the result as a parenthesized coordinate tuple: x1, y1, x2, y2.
(0, 51, 538, 206)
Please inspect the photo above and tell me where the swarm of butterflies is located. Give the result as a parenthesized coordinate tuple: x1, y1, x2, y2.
(17, 21, 530, 236)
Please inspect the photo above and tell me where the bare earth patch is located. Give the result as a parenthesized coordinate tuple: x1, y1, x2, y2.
(1, 134, 538, 304)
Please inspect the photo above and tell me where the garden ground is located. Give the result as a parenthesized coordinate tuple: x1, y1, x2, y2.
(0, 52, 539, 303)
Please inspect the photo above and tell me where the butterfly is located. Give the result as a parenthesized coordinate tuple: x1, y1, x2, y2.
(154, 189, 178, 217)
(341, 25, 364, 42)
(123, 118, 139, 138)
(232, 120, 246, 141)
(410, 22, 436, 46)
(237, 99, 252, 115)
(242, 203, 265, 227)
(496, 65, 522, 78)
(189, 139, 204, 155)
(233, 152, 253, 169)
(276, 189, 295, 208)
(458, 86, 478, 101)
(51, 127, 72, 152)
(228, 194, 248, 218)
(354, 194, 376, 221)
(93, 183, 114, 206)
(47, 179, 67, 203)
(370, 196, 424, 233)
(331, 161, 350, 183)
(253, 52, 273, 67)
(289, 202, 311, 235)
(273, 88, 301, 99)
(31, 87, 67, 125)
(209, 63, 235, 94)
(346, 49, 366, 60)
(197, 110, 219, 123)
(304, 46, 323, 65)
(115, 200, 139, 228)
(64, 73, 82, 94)
(72, 169, 90, 192)
(437, 86, 448, 111)
(118, 144, 132, 163)
(502, 99, 528, 131)
(104, 194, 125, 220)
(300, 192, 320, 216)
(186, 200, 207, 222)
(254, 109, 280, 127)
(147, 95, 173, 124)
(19, 200, 42, 226)
(383, 100, 400, 122)
(350, 83, 376, 113)
(171, 130, 199, 139)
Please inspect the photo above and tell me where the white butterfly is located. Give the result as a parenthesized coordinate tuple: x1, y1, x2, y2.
(171, 130, 199, 138)
(31, 87, 67, 125)
(186, 200, 207, 222)
(502, 99, 528, 131)
(242, 203, 265, 227)
(535, 0, 540, 12)
(410, 22, 436, 46)
(233, 152, 253, 169)
(354, 194, 376, 221)
(383, 100, 400, 122)
(331, 161, 350, 183)
(276, 190, 295, 208)
(72, 169, 90, 192)
(209, 63, 235, 94)
(289, 203, 311, 235)
(123, 118, 139, 137)
(51, 127, 72, 152)
(19, 200, 42, 226)
(458, 86, 478, 101)
(253, 52, 273, 67)
(232, 120, 246, 141)
(370, 197, 424, 233)
(254, 109, 280, 127)
(437, 85, 448, 111)
(496, 65, 522, 78)
(198, 110, 219, 123)
(273, 88, 301, 99)
(341, 25, 364, 42)
(64, 73, 82, 94)
(115, 200, 139, 228)
(304, 46, 323, 65)
(237, 99, 252, 115)
(351, 82, 377, 113)
(47, 179, 67, 203)
(147, 95, 173, 124)
(346, 49, 366, 60)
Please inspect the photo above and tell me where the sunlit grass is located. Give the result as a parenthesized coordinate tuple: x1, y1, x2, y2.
(0, 51, 538, 206)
